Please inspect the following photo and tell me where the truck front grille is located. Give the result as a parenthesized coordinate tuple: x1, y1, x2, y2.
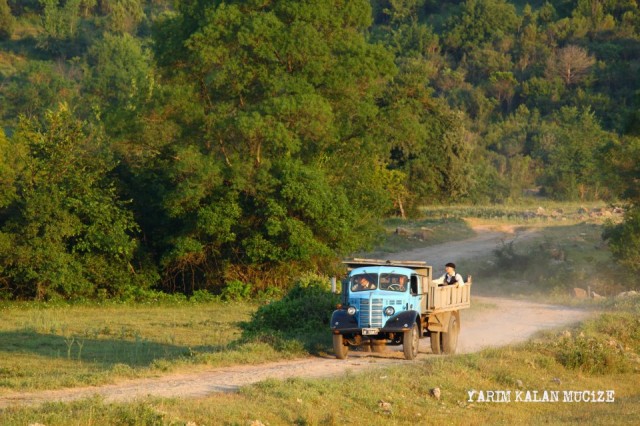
(359, 298, 383, 327)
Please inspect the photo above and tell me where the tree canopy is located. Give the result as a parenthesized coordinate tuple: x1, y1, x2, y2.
(0, 0, 638, 298)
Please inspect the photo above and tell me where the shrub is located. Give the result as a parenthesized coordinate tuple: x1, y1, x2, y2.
(603, 206, 640, 271)
(220, 280, 252, 302)
(244, 273, 339, 334)
(533, 311, 638, 375)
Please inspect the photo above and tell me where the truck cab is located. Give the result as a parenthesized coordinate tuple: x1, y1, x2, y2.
(331, 258, 471, 360)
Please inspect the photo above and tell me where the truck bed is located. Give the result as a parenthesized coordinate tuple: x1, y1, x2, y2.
(427, 280, 472, 312)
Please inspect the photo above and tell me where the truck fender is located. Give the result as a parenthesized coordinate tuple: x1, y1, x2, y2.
(427, 311, 454, 333)
(384, 310, 420, 331)
(330, 309, 358, 330)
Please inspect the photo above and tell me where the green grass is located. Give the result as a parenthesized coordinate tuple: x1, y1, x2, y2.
(0, 302, 314, 391)
(364, 217, 475, 257)
(1, 300, 638, 425)
(1, 201, 637, 423)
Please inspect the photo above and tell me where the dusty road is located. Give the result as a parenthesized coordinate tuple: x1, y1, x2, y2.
(0, 227, 591, 409)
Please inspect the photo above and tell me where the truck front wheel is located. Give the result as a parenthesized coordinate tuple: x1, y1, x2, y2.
(403, 322, 420, 360)
(333, 334, 349, 359)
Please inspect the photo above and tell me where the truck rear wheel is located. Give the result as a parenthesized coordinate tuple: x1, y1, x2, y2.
(430, 331, 442, 354)
(442, 313, 460, 355)
(403, 322, 420, 360)
(333, 334, 348, 359)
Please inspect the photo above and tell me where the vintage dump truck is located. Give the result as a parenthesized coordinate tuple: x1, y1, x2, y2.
(330, 258, 472, 360)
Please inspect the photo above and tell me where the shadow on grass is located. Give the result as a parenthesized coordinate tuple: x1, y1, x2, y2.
(0, 330, 232, 368)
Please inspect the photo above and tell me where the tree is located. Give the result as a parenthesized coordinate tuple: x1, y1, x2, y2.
(545, 44, 596, 86)
(0, 105, 149, 299)
(444, 0, 520, 56)
(0, 0, 15, 40)
(376, 56, 473, 210)
(487, 71, 518, 111)
(602, 136, 640, 270)
(104, 0, 144, 34)
(39, 0, 81, 43)
(82, 33, 155, 136)
(483, 105, 541, 199)
(533, 107, 616, 200)
(149, 0, 396, 289)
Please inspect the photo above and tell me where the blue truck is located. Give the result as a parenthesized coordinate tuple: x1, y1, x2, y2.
(331, 258, 472, 360)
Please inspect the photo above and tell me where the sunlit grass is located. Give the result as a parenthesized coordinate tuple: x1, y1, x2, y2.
(0, 302, 275, 390)
(2, 305, 638, 425)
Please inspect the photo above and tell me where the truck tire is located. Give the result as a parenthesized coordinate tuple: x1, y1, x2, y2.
(333, 334, 348, 359)
(442, 312, 460, 355)
(403, 322, 420, 360)
(430, 331, 442, 355)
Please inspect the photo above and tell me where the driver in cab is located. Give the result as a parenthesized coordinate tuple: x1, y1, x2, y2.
(352, 276, 376, 291)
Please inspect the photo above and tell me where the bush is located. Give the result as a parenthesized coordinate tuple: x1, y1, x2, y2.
(603, 206, 640, 271)
(244, 273, 339, 334)
(534, 312, 638, 375)
(220, 280, 252, 301)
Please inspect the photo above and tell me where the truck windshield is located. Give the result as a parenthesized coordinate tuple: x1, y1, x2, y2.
(379, 273, 408, 292)
(349, 274, 378, 292)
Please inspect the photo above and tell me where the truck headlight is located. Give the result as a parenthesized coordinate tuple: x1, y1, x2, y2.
(347, 306, 357, 315)
(384, 306, 395, 316)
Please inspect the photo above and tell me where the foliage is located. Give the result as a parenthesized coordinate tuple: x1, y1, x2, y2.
(0, 0, 14, 40)
(535, 313, 637, 375)
(0, 0, 639, 297)
(145, 0, 398, 290)
(244, 273, 339, 334)
(604, 206, 640, 271)
(220, 280, 252, 302)
(0, 105, 150, 299)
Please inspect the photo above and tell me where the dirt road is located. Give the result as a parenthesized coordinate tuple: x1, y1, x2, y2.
(0, 228, 591, 409)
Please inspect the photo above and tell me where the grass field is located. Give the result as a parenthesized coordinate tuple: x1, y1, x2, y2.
(1, 297, 638, 425)
(0, 302, 311, 391)
(1, 201, 638, 424)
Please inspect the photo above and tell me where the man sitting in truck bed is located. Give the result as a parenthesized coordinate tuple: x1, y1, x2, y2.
(433, 262, 465, 286)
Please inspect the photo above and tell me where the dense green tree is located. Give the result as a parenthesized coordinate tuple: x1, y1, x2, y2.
(443, 0, 520, 56)
(483, 105, 541, 199)
(533, 107, 616, 200)
(0, 105, 148, 299)
(602, 136, 640, 270)
(0, 61, 81, 127)
(38, 0, 81, 50)
(148, 0, 396, 289)
(380, 57, 473, 208)
(103, 0, 145, 34)
(82, 32, 155, 136)
(0, 0, 15, 40)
